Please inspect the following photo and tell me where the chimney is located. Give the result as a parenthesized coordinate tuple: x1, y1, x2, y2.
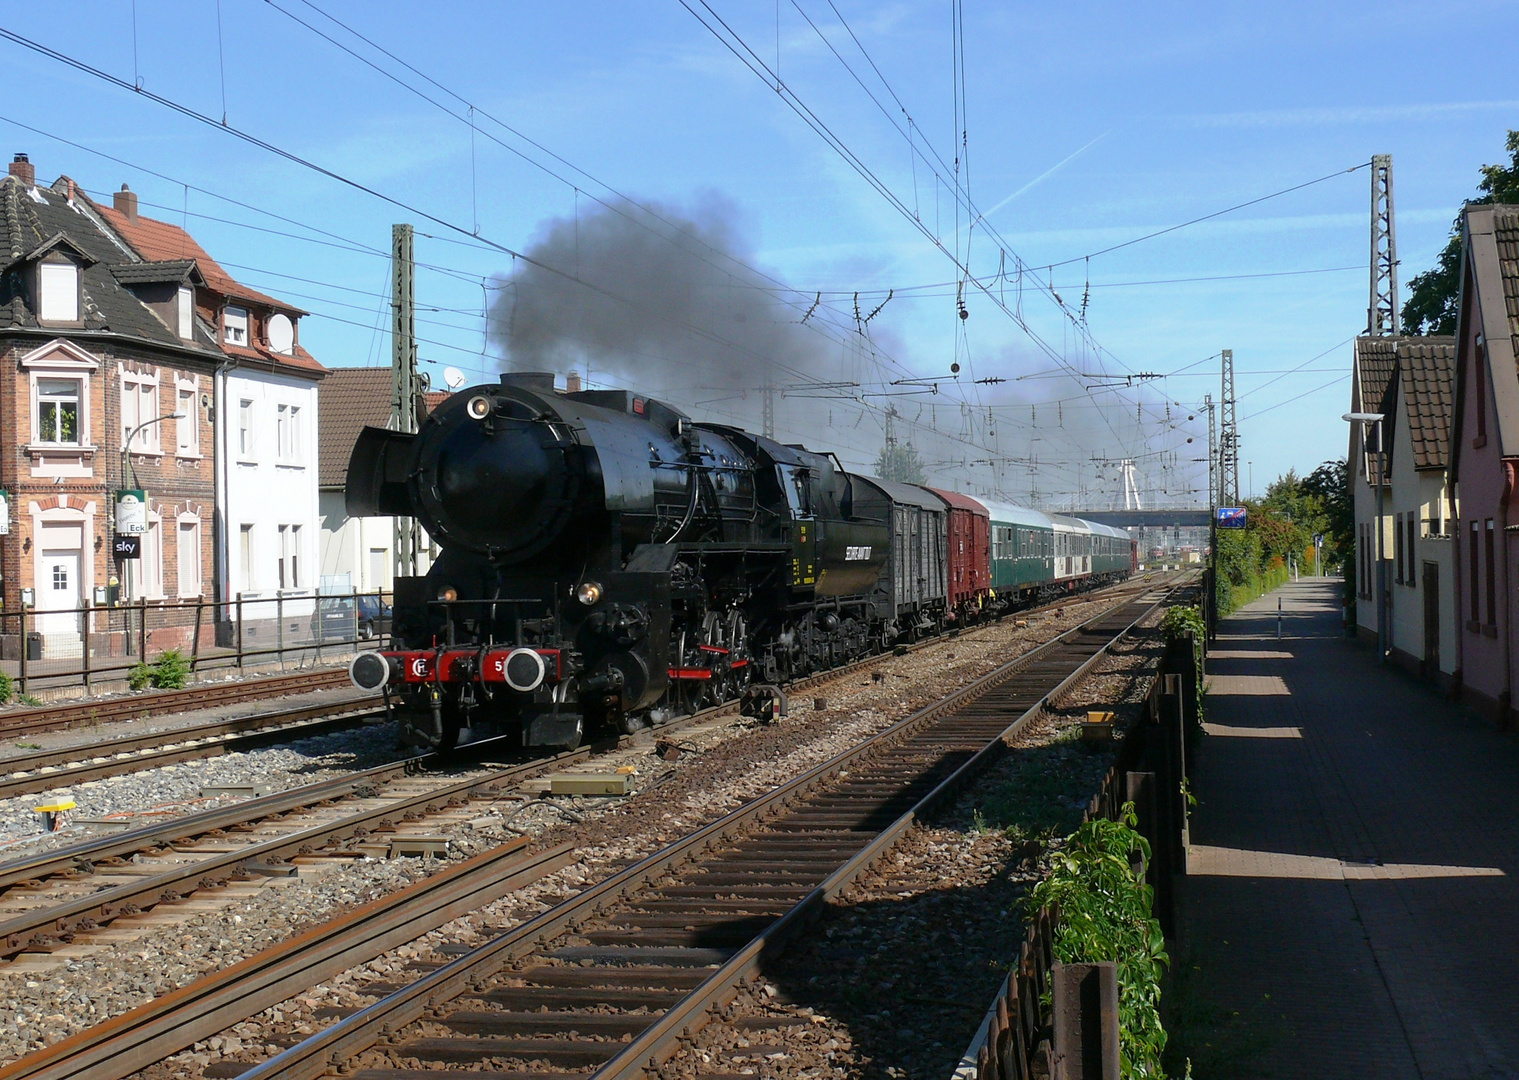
(565, 371, 582, 394)
(9, 153, 34, 187)
(113, 184, 138, 221)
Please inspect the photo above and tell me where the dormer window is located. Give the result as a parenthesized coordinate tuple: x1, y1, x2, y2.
(39, 260, 79, 322)
(177, 286, 193, 340)
(224, 305, 248, 346)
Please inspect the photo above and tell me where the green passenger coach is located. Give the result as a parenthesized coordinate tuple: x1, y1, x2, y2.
(979, 499, 1057, 600)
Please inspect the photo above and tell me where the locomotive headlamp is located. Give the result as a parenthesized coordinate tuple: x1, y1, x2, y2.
(576, 580, 603, 606)
(438, 585, 459, 603)
(466, 394, 493, 420)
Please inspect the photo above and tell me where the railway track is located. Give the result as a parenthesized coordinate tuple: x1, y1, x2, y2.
(0, 695, 381, 802)
(58, 579, 1177, 1080)
(0, 668, 355, 738)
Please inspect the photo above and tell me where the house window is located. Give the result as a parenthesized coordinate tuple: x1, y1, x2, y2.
(121, 372, 160, 452)
(35, 377, 80, 445)
(141, 516, 164, 599)
(39, 261, 79, 322)
(1470, 520, 1480, 623)
(224, 306, 249, 346)
(1394, 513, 1404, 585)
(176, 386, 198, 456)
(1406, 516, 1416, 587)
(278, 523, 302, 589)
(238, 399, 255, 456)
(239, 524, 254, 592)
(177, 286, 193, 340)
(277, 404, 303, 462)
(177, 518, 202, 597)
(1486, 519, 1497, 627)
(1475, 341, 1487, 441)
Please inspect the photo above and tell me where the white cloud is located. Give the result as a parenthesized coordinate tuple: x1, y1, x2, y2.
(1181, 100, 1519, 129)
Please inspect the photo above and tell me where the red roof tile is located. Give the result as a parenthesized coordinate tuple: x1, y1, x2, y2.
(88, 196, 323, 376)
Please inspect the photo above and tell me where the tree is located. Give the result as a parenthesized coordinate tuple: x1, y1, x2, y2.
(1403, 130, 1519, 335)
(874, 441, 926, 484)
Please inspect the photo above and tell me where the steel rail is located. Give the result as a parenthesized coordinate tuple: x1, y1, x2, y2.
(0, 696, 382, 801)
(0, 573, 1167, 929)
(0, 742, 579, 959)
(227, 584, 1176, 1080)
(0, 839, 578, 1080)
(0, 668, 353, 737)
(595, 583, 1181, 1080)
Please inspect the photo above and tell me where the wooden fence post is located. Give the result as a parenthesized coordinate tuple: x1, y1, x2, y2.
(1051, 961, 1120, 1080)
(138, 597, 149, 661)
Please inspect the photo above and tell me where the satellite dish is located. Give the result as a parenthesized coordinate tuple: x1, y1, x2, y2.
(443, 366, 466, 391)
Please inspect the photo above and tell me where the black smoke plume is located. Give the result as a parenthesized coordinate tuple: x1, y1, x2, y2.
(488, 194, 833, 393)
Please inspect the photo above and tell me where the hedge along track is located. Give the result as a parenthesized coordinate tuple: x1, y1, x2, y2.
(0, 694, 383, 802)
(211, 580, 1180, 1080)
(0, 668, 357, 738)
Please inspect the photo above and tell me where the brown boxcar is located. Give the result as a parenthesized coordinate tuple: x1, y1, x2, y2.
(930, 488, 991, 622)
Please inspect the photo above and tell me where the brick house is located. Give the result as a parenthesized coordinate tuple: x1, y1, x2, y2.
(95, 186, 325, 634)
(1447, 203, 1519, 726)
(0, 154, 321, 660)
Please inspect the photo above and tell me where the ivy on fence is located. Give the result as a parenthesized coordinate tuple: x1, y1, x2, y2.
(1026, 803, 1170, 1078)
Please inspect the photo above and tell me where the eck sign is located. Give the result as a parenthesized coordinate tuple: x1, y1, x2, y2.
(0, 489, 9, 536)
(1216, 507, 1247, 530)
(116, 490, 147, 536)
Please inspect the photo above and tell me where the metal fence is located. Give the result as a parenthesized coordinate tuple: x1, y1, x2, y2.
(0, 590, 391, 695)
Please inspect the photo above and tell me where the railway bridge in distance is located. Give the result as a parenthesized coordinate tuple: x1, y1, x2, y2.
(1069, 508, 1212, 529)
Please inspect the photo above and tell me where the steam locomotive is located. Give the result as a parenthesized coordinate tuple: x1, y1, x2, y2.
(345, 372, 1133, 751)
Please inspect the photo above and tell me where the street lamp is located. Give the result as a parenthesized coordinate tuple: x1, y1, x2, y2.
(1344, 412, 1388, 664)
(119, 411, 185, 635)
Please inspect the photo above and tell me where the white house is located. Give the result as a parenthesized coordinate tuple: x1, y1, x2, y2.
(1350, 336, 1396, 644)
(1377, 337, 1458, 682)
(216, 359, 323, 623)
(317, 367, 435, 594)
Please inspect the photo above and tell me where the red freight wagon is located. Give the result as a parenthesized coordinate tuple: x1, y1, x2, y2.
(930, 488, 991, 622)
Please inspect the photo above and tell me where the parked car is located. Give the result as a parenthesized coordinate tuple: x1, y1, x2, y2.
(311, 594, 392, 644)
(355, 593, 392, 641)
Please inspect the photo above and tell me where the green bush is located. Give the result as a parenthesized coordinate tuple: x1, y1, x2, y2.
(0, 669, 12, 705)
(128, 661, 154, 691)
(151, 648, 191, 689)
(130, 649, 192, 691)
(1027, 804, 1170, 1077)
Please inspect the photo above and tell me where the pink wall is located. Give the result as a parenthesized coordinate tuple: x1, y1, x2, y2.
(1453, 310, 1516, 723)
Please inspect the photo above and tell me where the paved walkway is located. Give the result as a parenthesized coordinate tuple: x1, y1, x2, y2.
(1178, 579, 1519, 1079)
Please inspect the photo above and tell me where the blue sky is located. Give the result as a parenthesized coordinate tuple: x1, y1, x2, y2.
(2, 1, 1514, 508)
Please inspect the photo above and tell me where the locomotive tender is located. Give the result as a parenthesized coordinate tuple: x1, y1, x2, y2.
(345, 372, 1135, 751)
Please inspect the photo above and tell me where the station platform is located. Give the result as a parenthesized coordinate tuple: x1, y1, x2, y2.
(1178, 578, 1519, 1078)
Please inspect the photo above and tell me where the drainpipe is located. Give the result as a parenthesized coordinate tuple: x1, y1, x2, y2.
(1502, 460, 1516, 727)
